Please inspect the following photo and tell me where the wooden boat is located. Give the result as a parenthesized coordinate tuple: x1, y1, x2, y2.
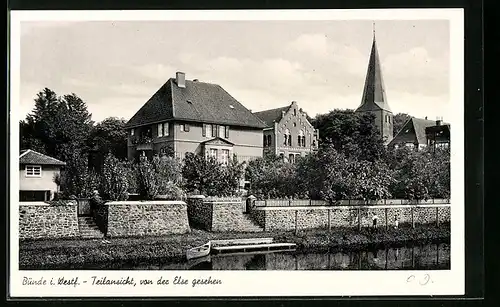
(186, 241, 211, 260)
(211, 237, 274, 247)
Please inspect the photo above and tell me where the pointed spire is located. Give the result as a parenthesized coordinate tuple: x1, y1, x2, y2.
(356, 25, 391, 113)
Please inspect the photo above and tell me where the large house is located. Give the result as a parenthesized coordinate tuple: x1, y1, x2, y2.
(125, 72, 267, 163)
(388, 117, 450, 150)
(19, 149, 66, 201)
(355, 30, 394, 145)
(253, 101, 319, 163)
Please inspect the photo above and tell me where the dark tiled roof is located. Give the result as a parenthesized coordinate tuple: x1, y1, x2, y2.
(19, 150, 66, 166)
(126, 78, 267, 129)
(389, 117, 438, 146)
(356, 37, 392, 113)
(253, 106, 291, 127)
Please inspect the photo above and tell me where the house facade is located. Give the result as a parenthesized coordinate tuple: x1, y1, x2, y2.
(19, 149, 65, 201)
(425, 120, 451, 151)
(125, 72, 267, 163)
(355, 31, 394, 145)
(253, 101, 319, 163)
(388, 117, 449, 151)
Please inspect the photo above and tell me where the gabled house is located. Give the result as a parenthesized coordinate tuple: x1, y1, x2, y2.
(355, 30, 394, 145)
(125, 72, 267, 163)
(425, 120, 451, 151)
(388, 117, 449, 151)
(253, 101, 319, 163)
(19, 149, 66, 201)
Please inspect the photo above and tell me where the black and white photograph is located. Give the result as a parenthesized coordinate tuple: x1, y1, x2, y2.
(9, 9, 465, 297)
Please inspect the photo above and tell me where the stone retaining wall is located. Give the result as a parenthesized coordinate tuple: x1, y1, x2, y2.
(104, 201, 191, 237)
(251, 204, 451, 231)
(186, 196, 261, 232)
(19, 201, 79, 240)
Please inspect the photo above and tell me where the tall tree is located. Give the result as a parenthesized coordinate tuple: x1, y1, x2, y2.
(311, 109, 385, 161)
(88, 117, 128, 171)
(393, 113, 412, 137)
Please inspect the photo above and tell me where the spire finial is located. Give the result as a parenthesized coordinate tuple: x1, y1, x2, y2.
(373, 22, 376, 40)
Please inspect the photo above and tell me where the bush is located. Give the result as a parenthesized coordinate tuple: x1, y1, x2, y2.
(388, 147, 450, 200)
(246, 154, 302, 199)
(182, 153, 244, 197)
(135, 156, 161, 200)
(99, 153, 129, 201)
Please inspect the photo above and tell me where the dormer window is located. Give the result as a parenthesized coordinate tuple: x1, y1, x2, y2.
(26, 165, 42, 177)
(130, 129, 135, 136)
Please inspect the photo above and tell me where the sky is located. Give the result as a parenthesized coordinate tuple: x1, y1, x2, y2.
(19, 19, 450, 122)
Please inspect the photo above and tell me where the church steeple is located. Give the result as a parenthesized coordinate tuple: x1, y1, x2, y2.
(356, 24, 391, 113)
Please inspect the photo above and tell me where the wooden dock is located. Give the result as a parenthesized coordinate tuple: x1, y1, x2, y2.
(211, 242, 297, 254)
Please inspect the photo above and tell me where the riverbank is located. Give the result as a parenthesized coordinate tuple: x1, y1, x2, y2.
(19, 223, 450, 270)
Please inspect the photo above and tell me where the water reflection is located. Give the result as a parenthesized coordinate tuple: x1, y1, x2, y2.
(128, 242, 450, 271)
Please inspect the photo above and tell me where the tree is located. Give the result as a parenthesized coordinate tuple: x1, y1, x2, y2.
(393, 113, 412, 137)
(88, 117, 128, 171)
(100, 153, 129, 201)
(311, 109, 385, 161)
(388, 147, 450, 200)
(182, 153, 244, 197)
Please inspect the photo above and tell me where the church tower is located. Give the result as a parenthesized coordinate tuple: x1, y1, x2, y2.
(355, 24, 393, 145)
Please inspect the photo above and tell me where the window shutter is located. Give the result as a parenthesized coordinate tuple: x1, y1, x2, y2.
(225, 126, 229, 138)
(202, 124, 206, 137)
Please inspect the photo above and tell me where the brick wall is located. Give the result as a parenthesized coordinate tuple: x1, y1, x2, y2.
(104, 201, 191, 237)
(251, 204, 451, 231)
(19, 201, 79, 240)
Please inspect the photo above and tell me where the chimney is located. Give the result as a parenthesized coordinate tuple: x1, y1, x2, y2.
(176, 72, 186, 88)
(425, 116, 428, 120)
(436, 116, 442, 126)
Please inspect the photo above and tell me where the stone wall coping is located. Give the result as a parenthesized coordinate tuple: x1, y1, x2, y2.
(105, 200, 187, 206)
(19, 201, 77, 207)
(253, 204, 451, 211)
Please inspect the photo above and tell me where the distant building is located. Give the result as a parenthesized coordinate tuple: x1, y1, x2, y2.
(388, 117, 450, 151)
(355, 30, 393, 145)
(125, 72, 267, 163)
(425, 119, 450, 151)
(19, 149, 66, 201)
(253, 101, 319, 163)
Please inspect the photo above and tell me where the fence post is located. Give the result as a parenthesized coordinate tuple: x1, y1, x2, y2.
(328, 209, 331, 231)
(310, 199, 312, 206)
(385, 207, 388, 230)
(289, 199, 292, 207)
(295, 210, 298, 235)
(436, 207, 440, 227)
(357, 207, 361, 231)
(264, 199, 267, 207)
(411, 206, 415, 229)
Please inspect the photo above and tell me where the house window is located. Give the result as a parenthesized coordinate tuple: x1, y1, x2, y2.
(267, 135, 271, 147)
(212, 125, 218, 138)
(298, 130, 305, 147)
(209, 149, 218, 159)
(263, 135, 267, 147)
(289, 154, 295, 163)
(220, 149, 229, 164)
(203, 124, 212, 137)
(284, 129, 291, 146)
(130, 129, 135, 136)
(26, 165, 42, 177)
(158, 122, 169, 137)
(294, 109, 297, 116)
(180, 123, 189, 132)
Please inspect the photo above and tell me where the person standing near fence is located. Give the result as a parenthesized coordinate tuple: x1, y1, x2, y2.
(372, 214, 379, 230)
(394, 215, 399, 229)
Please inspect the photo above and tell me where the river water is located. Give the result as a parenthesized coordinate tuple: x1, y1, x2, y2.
(106, 241, 450, 271)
